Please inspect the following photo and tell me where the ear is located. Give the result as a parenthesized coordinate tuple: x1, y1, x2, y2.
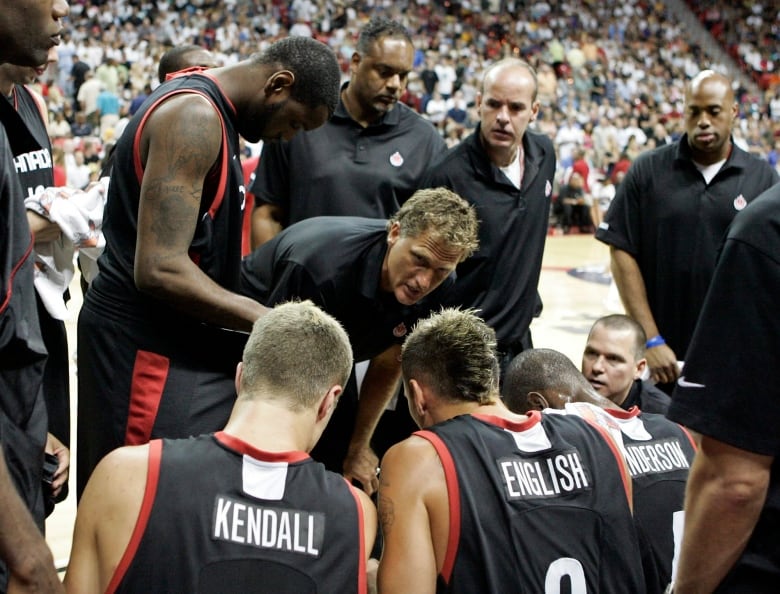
(475, 92, 483, 111)
(635, 357, 647, 381)
(263, 70, 295, 99)
(408, 378, 428, 420)
(316, 385, 342, 423)
(526, 391, 549, 412)
(530, 100, 541, 122)
(386, 220, 401, 247)
(350, 51, 362, 74)
(234, 362, 243, 395)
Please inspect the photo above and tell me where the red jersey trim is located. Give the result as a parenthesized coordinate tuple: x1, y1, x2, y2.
(125, 350, 169, 446)
(677, 425, 698, 452)
(106, 439, 163, 593)
(604, 406, 641, 420)
(414, 430, 461, 585)
(0, 233, 33, 315)
(214, 431, 310, 463)
(130, 88, 229, 221)
(472, 409, 542, 432)
(581, 418, 633, 507)
(346, 481, 368, 594)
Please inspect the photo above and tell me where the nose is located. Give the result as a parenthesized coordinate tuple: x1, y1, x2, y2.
(591, 355, 606, 373)
(496, 105, 510, 124)
(415, 269, 434, 293)
(386, 73, 401, 91)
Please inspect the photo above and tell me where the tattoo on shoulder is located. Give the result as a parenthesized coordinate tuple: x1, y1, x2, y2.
(377, 491, 395, 535)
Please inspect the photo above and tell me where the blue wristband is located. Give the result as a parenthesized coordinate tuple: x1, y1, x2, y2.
(645, 335, 666, 349)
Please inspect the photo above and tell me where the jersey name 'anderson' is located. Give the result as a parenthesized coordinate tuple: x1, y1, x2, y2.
(622, 438, 690, 478)
(498, 449, 590, 500)
(212, 495, 325, 556)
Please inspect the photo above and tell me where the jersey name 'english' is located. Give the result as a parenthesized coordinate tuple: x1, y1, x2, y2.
(498, 449, 590, 500)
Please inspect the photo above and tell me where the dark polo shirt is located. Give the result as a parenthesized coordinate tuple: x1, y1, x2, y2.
(420, 126, 556, 349)
(239, 216, 452, 361)
(250, 94, 446, 225)
(596, 135, 778, 357)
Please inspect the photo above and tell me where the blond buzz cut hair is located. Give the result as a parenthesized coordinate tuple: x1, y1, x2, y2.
(239, 301, 353, 410)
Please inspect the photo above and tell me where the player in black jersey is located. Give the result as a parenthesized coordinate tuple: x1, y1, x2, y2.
(0, 0, 69, 590)
(378, 310, 645, 594)
(504, 348, 697, 594)
(0, 49, 71, 513)
(66, 301, 376, 594)
(77, 36, 342, 498)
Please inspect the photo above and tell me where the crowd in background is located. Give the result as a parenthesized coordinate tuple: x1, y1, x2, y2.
(29, 0, 780, 226)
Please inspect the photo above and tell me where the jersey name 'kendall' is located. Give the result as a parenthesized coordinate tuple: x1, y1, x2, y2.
(212, 495, 325, 557)
(498, 450, 590, 500)
(622, 438, 690, 477)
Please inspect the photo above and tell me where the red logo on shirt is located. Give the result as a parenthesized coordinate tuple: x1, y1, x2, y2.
(392, 322, 407, 337)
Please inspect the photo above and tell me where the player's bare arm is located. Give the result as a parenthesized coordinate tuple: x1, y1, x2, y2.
(344, 344, 402, 495)
(674, 437, 771, 593)
(65, 445, 150, 594)
(377, 436, 446, 594)
(136, 94, 266, 331)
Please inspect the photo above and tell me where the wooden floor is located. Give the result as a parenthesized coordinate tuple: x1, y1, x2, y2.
(45, 231, 622, 572)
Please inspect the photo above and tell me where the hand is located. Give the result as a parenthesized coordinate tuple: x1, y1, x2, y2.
(646, 343, 680, 385)
(45, 433, 70, 501)
(26, 211, 61, 244)
(343, 445, 380, 496)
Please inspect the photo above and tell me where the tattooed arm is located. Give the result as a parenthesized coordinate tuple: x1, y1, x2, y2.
(377, 436, 448, 594)
(135, 94, 267, 331)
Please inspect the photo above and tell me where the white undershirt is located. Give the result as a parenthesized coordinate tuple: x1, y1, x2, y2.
(500, 146, 525, 189)
(693, 158, 726, 185)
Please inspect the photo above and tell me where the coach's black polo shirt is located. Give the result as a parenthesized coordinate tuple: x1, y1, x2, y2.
(669, 184, 780, 591)
(420, 126, 556, 349)
(239, 216, 452, 361)
(250, 93, 446, 224)
(597, 135, 778, 357)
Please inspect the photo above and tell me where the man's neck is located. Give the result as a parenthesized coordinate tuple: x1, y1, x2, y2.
(341, 85, 377, 128)
(223, 398, 316, 454)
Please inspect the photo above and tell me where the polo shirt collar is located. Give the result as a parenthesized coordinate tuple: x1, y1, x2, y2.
(468, 123, 547, 188)
(675, 133, 748, 170)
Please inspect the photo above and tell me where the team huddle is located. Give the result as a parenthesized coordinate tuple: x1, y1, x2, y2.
(1, 0, 779, 592)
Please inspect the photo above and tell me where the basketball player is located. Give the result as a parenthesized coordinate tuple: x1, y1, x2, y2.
(66, 301, 376, 593)
(378, 309, 646, 593)
(504, 348, 697, 593)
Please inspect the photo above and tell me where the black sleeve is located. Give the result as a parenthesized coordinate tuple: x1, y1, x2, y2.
(248, 140, 291, 215)
(595, 160, 643, 256)
(240, 244, 324, 310)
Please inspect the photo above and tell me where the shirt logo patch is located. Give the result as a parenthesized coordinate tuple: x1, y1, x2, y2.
(389, 151, 404, 167)
(545, 180, 552, 197)
(733, 194, 747, 211)
(392, 322, 407, 337)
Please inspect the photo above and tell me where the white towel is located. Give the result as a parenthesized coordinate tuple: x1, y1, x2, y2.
(24, 178, 109, 319)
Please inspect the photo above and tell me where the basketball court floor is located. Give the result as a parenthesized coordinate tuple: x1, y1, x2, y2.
(45, 232, 619, 573)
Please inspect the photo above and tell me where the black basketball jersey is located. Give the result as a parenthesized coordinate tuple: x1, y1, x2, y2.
(419, 411, 646, 594)
(1, 85, 53, 199)
(110, 432, 367, 594)
(605, 407, 696, 591)
(94, 73, 245, 324)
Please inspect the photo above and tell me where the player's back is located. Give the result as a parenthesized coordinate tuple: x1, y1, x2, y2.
(418, 411, 646, 593)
